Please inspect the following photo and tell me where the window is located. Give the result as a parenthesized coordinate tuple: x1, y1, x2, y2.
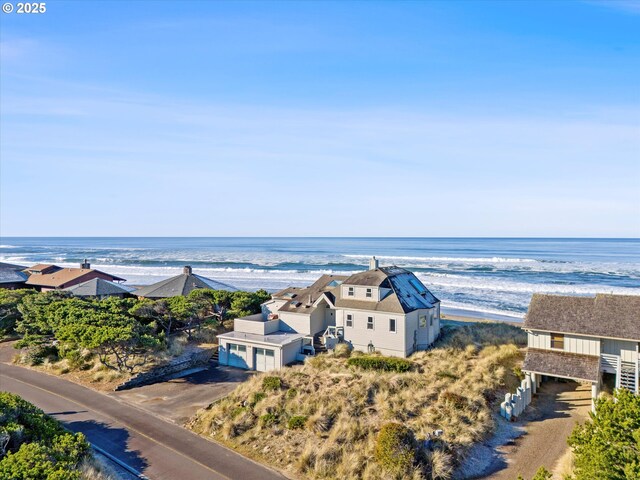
(419, 315, 427, 328)
(367, 316, 374, 330)
(346, 314, 353, 327)
(430, 314, 433, 326)
(366, 288, 372, 298)
(348, 287, 354, 297)
(551, 333, 564, 349)
(389, 318, 396, 333)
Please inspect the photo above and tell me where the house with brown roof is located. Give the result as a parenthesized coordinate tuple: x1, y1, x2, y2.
(217, 257, 441, 371)
(522, 293, 640, 409)
(23, 260, 125, 292)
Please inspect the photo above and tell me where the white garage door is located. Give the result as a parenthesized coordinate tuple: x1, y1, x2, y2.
(254, 348, 275, 372)
(228, 343, 248, 369)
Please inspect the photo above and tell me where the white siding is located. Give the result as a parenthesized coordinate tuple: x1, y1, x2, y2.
(528, 331, 551, 349)
(338, 309, 407, 357)
(340, 285, 380, 301)
(564, 335, 600, 356)
(218, 337, 302, 371)
(602, 339, 638, 363)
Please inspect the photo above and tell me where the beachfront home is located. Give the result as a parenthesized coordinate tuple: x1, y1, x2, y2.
(134, 266, 237, 299)
(522, 293, 640, 408)
(217, 257, 441, 371)
(0, 262, 28, 290)
(64, 278, 134, 299)
(22, 260, 125, 292)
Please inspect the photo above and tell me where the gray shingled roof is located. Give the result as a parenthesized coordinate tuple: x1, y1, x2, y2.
(65, 278, 134, 297)
(277, 275, 348, 313)
(523, 348, 601, 382)
(134, 271, 237, 298)
(332, 266, 439, 314)
(0, 262, 28, 284)
(524, 293, 640, 341)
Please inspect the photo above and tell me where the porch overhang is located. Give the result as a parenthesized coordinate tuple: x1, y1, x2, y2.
(523, 348, 600, 383)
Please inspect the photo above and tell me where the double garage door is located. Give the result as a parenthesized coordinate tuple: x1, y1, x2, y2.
(254, 347, 275, 372)
(227, 344, 275, 371)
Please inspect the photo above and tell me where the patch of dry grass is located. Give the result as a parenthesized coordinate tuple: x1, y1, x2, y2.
(188, 323, 526, 479)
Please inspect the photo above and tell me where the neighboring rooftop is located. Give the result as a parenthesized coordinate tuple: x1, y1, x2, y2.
(65, 278, 135, 297)
(523, 348, 601, 383)
(524, 293, 640, 341)
(23, 261, 125, 288)
(133, 266, 238, 298)
(0, 262, 28, 285)
(276, 274, 348, 313)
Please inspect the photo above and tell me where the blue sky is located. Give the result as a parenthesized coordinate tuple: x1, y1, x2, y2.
(1, 0, 638, 237)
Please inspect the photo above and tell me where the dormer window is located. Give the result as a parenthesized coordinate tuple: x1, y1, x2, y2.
(551, 333, 564, 350)
(366, 288, 372, 298)
(348, 287, 354, 297)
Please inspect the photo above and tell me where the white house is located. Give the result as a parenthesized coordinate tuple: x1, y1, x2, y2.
(522, 293, 640, 410)
(217, 257, 441, 371)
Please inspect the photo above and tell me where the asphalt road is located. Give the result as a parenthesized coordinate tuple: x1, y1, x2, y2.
(0, 360, 285, 480)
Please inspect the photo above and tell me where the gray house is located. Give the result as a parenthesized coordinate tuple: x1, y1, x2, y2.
(65, 278, 135, 299)
(134, 266, 237, 299)
(0, 262, 28, 290)
(522, 293, 640, 409)
(217, 257, 441, 371)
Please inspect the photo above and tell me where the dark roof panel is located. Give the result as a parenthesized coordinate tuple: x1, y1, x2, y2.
(523, 348, 600, 382)
(134, 272, 237, 298)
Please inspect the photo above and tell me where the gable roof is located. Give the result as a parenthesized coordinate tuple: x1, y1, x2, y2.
(277, 275, 348, 313)
(24, 265, 125, 288)
(134, 272, 238, 298)
(333, 267, 439, 314)
(0, 262, 28, 284)
(524, 293, 640, 341)
(65, 278, 134, 297)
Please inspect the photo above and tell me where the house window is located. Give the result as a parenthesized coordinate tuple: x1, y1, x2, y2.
(348, 287, 354, 297)
(430, 314, 433, 326)
(551, 333, 564, 350)
(389, 318, 396, 333)
(366, 288, 372, 298)
(367, 316, 374, 330)
(346, 314, 353, 327)
(419, 315, 427, 328)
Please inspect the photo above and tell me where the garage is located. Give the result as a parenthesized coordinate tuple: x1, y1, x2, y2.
(228, 343, 248, 369)
(254, 347, 275, 372)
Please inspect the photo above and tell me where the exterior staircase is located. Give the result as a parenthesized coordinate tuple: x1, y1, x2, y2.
(211, 346, 219, 364)
(313, 334, 328, 355)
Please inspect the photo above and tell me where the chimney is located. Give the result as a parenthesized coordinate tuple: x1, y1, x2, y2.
(81, 259, 90, 269)
(369, 256, 379, 270)
(183, 266, 192, 275)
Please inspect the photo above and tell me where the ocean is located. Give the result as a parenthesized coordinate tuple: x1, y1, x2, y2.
(1, 237, 639, 321)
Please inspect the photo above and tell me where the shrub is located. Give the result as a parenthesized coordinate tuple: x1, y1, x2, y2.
(513, 365, 525, 381)
(259, 413, 278, 427)
(374, 423, 416, 476)
(436, 370, 459, 380)
(333, 343, 351, 358)
(262, 376, 282, 391)
(250, 392, 266, 407)
(24, 345, 59, 366)
(532, 466, 552, 480)
(64, 350, 85, 370)
(286, 388, 298, 399)
(287, 415, 307, 430)
(346, 355, 413, 373)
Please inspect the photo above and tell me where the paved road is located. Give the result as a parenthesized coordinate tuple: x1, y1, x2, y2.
(0, 360, 285, 480)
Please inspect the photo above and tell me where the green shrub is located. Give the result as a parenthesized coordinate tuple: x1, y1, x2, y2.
(286, 388, 298, 399)
(230, 406, 247, 419)
(24, 345, 59, 366)
(374, 422, 416, 476)
(64, 350, 85, 370)
(262, 376, 282, 391)
(250, 392, 266, 407)
(532, 466, 552, 480)
(259, 413, 278, 427)
(287, 415, 307, 430)
(346, 355, 413, 373)
(436, 370, 459, 380)
(513, 365, 525, 381)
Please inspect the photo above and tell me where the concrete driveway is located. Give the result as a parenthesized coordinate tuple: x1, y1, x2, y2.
(111, 362, 252, 424)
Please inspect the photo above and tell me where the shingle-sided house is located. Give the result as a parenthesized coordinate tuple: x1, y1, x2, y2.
(23, 260, 125, 292)
(134, 266, 237, 299)
(0, 262, 28, 290)
(522, 293, 640, 408)
(217, 257, 441, 371)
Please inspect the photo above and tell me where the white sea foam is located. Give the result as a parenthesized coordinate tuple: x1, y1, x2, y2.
(0, 245, 18, 249)
(343, 254, 538, 264)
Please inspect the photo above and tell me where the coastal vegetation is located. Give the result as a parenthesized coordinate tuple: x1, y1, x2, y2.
(0, 392, 115, 480)
(567, 388, 640, 480)
(2, 288, 269, 385)
(188, 323, 527, 479)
